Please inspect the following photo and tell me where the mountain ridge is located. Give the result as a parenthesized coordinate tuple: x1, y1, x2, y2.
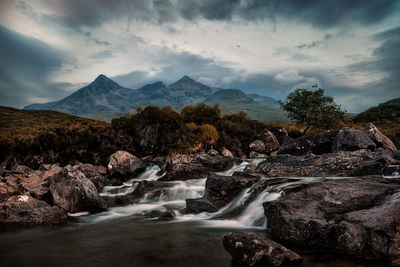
(24, 74, 287, 122)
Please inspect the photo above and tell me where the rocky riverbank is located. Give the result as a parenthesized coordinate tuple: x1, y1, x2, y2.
(1, 123, 400, 266)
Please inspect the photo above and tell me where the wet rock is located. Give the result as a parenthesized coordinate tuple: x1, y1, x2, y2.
(10, 165, 32, 175)
(249, 131, 280, 157)
(333, 127, 376, 152)
(278, 130, 338, 156)
(249, 140, 265, 153)
(186, 173, 260, 213)
(272, 127, 292, 146)
(223, 232, 303, 267)
(363, 123, 397, 153)
(264, 176, 400, 262)
(159, 210, 175, 220)
(160, 152, 233, 181)
(49, 169, 106, 213)
(73, 163, 106, 191)
(108, 150, 146, 178)
(0, 181, 18, 203)
(1, 195, 67, 225)
(21, 182, 50, 200)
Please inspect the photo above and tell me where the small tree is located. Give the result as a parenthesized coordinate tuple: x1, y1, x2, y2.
(278, 84, 347, 135)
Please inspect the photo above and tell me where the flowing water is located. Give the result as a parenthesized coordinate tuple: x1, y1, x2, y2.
(0, 160, 385, 266)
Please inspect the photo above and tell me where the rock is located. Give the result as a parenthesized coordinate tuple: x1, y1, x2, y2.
(1, 195, 67, 225)
(108, 150, 146, 178)
(257, 130, 280, 153)
(49, 168, 106, 213)
(223, 232, 303, 267)
(257, 149, 395, 177)
(264, 176, 400, 262)
(208, 149, 219, 156)
(221, 148, 235, 159)
(272, 127, 292, 146)
(10, 165, 32, 175)
(363, 123, 397, 153)
(333, 127, 376, 152)
(249, 151, 267, 158)
(159, 210, 175, 220)
(0, 181, 18, 202)
(249, 140, 265, 153)
(160, 152, 233, 181)
(21, 182, 50, 200)
(74, 163, 106, 191)
(278, 130, 338, 156)
(186, 173, 260, 213)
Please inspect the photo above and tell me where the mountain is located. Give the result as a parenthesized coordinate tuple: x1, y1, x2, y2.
(131, 75, 213, 109)
(354, 97, 400, 123)
(25, 75, 136, 116)
(247, 93, 279, 107)
(24, 74, 287, 122)
(205, 89, 287, 122)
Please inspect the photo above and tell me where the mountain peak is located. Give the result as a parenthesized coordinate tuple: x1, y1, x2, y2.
(94, 74, 112, 83)
(177, 75, 195, 83)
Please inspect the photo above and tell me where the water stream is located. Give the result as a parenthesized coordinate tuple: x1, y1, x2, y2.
(0, 159, 384, 266)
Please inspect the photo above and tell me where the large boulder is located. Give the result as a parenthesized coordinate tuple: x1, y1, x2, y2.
(108, 150, 146, 178)
(223, 232, 303, 267)
(160, 152, 233, 181)
(186, 173, 260, 213)
(49, 168, 106, 213)
(278, 130, 338, 156)
(332, 127, 376, 152)
(264, 176, 400, 263)
(1, 195, 67, 225)
(363, 123, 397, 153)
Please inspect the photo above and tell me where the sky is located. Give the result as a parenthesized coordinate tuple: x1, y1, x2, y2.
(0, 0, 399, 113)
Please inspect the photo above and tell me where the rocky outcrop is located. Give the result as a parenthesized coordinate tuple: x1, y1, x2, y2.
(159, 152, 234, 181)
(363, 123, 398, 153)
(2, 195, 67, 225)
(278, 130, 338, 156)
(256, 149, 397, 177)
(108, 150, 146, 179)
(333, 127, 376, 152)
(49, 168, 106, 213)
(263, 176, 400, 263)
(223, 232, 303, 267)
(186, 173, 260, 213)
(221, 148, 235, 159)
(249, 130, 279, 158)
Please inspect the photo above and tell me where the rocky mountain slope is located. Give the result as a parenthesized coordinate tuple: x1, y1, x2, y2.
(24, 75, 287, 122)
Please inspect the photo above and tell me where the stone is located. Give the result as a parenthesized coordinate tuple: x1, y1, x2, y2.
(108, 150, 146, 178)
(221, 148, 235, 159)
(363, 123, 397, 153)
(49, 168, 106, 213)
(332, 127, 376, 152)
(2, 195, 67, 225)
(223, 232, 303, 267)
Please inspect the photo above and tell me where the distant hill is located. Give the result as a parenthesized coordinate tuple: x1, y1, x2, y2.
(24, 74, 287, 122)
(247, 93, 279, 107)
(354, 97, 400, 124)
(205, 89, 287, 122)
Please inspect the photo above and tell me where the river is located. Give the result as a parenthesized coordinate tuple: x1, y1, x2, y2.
(0, 160, 384, 266)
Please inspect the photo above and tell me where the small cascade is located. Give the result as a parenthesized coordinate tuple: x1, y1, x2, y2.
(383, 165, 400, 179)
(80, 159, 328, 229)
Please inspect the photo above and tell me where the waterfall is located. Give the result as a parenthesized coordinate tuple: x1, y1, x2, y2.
(79, 160, 326, 229)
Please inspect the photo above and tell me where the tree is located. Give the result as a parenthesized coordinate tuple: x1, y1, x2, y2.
(278, 84, 347, 135)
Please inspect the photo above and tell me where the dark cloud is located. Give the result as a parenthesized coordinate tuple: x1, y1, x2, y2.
(0, 25, 74, 108)
(17, 0, 398, 31)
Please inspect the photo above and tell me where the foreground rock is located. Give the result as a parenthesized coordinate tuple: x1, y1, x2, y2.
(223, 232, 303, 267)
(159, 152, 234, 181)
(108, 150, 146, 179)
(1, 195, 67, 225)
(332, 127, 376, 152)
(50, 168, 106, 213)
(186, 173, 260, 213)
(264, 176, 400, 264)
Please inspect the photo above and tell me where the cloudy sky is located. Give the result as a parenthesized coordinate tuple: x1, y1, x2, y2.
(0, 0, 399, 112)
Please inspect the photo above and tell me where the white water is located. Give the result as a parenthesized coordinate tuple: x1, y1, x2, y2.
(80, 159, 327, 229)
